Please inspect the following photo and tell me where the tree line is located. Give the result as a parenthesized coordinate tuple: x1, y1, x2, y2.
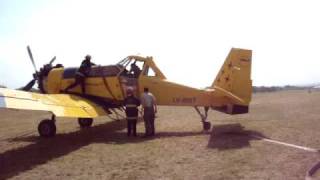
(253, 85, 310, 93)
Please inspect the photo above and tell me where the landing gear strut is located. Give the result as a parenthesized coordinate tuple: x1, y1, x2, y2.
(194, 106, 211, 131)
(38, 115, 56, 137)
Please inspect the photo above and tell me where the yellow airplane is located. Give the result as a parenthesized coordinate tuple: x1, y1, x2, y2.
(0, 46, 252, 137)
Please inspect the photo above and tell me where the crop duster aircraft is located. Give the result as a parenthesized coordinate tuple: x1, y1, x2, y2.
(0, 46, 252, 137)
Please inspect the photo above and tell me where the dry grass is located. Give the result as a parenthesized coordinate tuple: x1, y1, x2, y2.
(1, 90, 320, 179)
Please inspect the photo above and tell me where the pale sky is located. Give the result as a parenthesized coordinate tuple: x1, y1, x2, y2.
(1, 0, 320, 88)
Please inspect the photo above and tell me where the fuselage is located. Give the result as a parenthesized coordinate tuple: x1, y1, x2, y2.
(41, 55, 250, 114)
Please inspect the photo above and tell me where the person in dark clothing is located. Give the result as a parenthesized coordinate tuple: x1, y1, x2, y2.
(129, 61, 141, 78)
(124, 88, 141, 137)
(65, 55, 95, 94)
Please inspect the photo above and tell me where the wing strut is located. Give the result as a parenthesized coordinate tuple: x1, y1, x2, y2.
(107, 108, 126, 121)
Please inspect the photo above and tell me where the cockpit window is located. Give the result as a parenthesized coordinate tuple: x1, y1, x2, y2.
(143, 66, 156, 77)
(117, 57, 144, 78)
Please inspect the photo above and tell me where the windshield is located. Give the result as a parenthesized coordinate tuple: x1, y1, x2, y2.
(117, 57, 144, 78)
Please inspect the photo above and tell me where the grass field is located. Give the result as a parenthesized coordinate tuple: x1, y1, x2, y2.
(1, 90, 320, 179)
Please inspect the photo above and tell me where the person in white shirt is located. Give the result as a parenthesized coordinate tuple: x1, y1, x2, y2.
(140, 87, 157, 137)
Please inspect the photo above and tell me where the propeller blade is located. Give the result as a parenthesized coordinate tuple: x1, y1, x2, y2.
(49, 56, 56, 65)
(20, 79, 36, 91)
(27, 45, 37, 72)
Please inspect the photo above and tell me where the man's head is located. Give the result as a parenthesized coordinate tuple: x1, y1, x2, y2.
(126, 87, 134, 96)
(144, 87, 149, 93)
(85, 55, 91, 61)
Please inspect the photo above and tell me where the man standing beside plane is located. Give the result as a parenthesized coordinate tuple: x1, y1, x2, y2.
(65, 55, 95, 94)
(141, 87, 157, 137)
(124, 87, 141, 137)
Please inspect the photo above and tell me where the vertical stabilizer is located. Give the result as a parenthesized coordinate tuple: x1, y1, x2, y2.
(212, 48, 252, 104)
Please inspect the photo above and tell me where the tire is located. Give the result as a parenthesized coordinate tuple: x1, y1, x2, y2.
(203, 121, 211, 131)
(38, 119, 56, 137)
(78, 118, 93, 128)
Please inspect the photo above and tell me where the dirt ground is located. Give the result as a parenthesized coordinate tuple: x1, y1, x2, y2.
(1, 90, 320, 180)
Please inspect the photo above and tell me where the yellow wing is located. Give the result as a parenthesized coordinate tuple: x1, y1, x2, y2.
(0, 88, 108, 118)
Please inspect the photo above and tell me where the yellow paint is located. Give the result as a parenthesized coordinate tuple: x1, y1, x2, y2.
(47, 67, 63, 93)
(139, 48, 252, 107)
(0, 88, 107, 118)
(0, 48, 252, 118)
(212, 48, 252, 104)
(59, 76, 123, 100)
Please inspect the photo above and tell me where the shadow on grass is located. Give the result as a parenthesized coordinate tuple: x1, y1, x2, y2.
(207, 123, 266, 150)
(0, 119, 128, 179)
(0, 118, 208, 179)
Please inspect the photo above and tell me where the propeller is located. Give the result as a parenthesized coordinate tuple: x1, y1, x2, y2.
(21, 45, 57, 92)
(21, 46, 38, 91)
(21, 79, 36, 91)
(27, 45, 38, 74)
(49, 56, 56, 65)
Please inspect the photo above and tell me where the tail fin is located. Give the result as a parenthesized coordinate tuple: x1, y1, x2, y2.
(212, 48, 252, 105)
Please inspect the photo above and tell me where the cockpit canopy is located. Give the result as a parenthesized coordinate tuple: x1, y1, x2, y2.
(62, 55, 164, 79)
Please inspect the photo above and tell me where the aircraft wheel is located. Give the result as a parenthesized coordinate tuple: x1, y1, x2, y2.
(38, 119, 56, 137)
(203, 121, 211, 131)
(78, 118, 93, 128)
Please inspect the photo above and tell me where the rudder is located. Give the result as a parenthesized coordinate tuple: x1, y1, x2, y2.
(212, 48, 252, 105)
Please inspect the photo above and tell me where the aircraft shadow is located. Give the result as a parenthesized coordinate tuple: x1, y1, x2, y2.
(207, 123, 265, 150)
(0, 119, 128, 179)
(0, 119, 207, 179)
